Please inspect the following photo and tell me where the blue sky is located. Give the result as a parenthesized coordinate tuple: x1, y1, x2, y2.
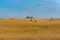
(0, 0, 60, 18)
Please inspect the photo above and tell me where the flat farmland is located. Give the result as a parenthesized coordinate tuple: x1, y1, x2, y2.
(0, 18, 60, 40)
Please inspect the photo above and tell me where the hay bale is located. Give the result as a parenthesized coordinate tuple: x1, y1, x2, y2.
(50, 19, 52, 22)
(35, 20, 38, 22)
(31, 19, 33, 21)
(11, 18, 13, 20)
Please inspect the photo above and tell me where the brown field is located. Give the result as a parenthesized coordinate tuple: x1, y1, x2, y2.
(0, 18, 60, 40)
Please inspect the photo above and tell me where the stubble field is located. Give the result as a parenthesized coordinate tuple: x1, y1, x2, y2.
(0, 18, 60, 40)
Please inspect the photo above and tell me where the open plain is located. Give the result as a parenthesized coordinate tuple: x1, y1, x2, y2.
(0, 18, 60, 40)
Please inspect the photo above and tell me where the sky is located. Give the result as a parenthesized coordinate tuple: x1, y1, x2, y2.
(0, 0, 60, 18)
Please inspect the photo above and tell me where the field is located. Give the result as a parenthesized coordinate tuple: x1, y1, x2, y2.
(0, 18, 60, 40)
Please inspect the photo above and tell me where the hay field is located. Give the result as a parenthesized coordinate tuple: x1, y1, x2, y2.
(0, 18, 60, 40)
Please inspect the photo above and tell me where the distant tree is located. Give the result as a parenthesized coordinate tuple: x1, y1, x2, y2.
(29, 16, 33, 18)
(26, 16, 29, 18)
(51, 17, 53, 19)
(26, 16, 34, 19)
(50, 17, 54, 22)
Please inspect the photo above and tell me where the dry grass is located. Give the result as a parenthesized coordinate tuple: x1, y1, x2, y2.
(0, 18, 60, 40)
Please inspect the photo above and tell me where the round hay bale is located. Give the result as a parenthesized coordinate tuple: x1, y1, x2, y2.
(35, 20, 38, 22)
(50, 19, 52, 22)
(11, 18, 13, 20)
(31, 19, 33, 21)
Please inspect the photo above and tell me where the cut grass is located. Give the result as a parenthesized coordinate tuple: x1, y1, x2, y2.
(0, 18, 59, 38)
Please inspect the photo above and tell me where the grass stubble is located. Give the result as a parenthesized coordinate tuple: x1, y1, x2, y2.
(0, 18, 59, 40)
